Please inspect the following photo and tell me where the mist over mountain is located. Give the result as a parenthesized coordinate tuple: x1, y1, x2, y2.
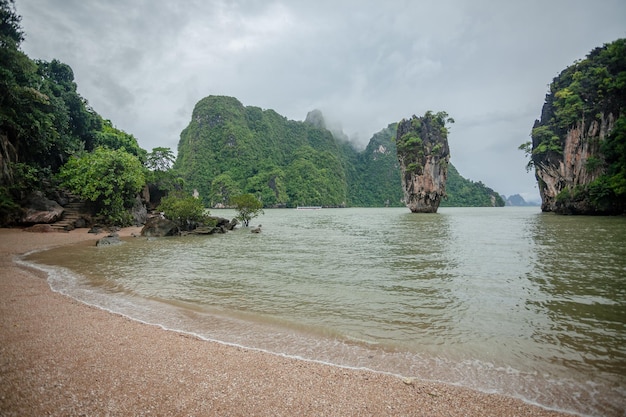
(175, 96, 505, 208)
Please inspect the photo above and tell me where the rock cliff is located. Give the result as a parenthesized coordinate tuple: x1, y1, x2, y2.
(526, 39, 625, 215)
(396, 112, 452, 213)
(533, 114, 616, 213)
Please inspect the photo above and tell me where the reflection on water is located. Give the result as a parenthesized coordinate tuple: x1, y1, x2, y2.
(24, 207, 626, 416)
(528, 215, 626, 378)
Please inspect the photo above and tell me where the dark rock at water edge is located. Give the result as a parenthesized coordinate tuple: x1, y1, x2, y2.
(208, 216, 239, 231)
(24, 224, 55, 233)
(96, 233, 123, 246)
(183, 217, 239, 235)
(140, 217, 179, 237)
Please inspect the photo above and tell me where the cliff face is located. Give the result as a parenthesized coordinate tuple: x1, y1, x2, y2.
(527, 39, 625, 215)
(534, 114, 615, 213)
(396, 112, 451, 213)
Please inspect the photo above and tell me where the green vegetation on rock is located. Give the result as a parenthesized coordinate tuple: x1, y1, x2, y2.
(158, 192, 209, 231)
(443, 164, 505, 207)
(176, 96, 504, 208)
(521, 38, 626, 214)
(57, 147, 145, 225)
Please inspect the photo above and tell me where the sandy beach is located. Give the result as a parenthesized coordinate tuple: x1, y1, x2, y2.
(0, 227, 574, 416)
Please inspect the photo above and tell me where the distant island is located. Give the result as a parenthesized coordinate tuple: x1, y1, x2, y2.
(175, 95, 505, 209)
(502, 194, 539, 207)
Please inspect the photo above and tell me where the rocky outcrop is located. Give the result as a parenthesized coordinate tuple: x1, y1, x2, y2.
(396, 112, 451, 213)
(534, 114, 615, 213)
(131, 195, 148, 226)
(20, 191, 64, 224)
(528, 39, 625, 215)
(140, 217, 179, 237)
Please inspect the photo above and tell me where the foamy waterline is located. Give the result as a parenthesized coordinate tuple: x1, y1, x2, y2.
(16, 253, 606, 417)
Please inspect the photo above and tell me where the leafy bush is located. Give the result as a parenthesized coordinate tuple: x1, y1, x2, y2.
(158, 193, 209, 231)
(57, 147, 145, 225)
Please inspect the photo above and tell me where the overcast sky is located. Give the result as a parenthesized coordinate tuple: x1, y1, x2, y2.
(16, 0, 626, 201)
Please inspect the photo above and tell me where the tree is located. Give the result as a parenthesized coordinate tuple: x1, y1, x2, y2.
(230, 193, 263, 227)
(145, 147, 181, 207)
(57, 147, 145, 225)
(157, 192, 209, 231)
(0, 0, 23, 48)
(146, 147, 175, 172)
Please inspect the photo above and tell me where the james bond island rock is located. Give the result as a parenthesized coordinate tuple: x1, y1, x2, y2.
(174, 95, 503, 209)
(396, 111, 452, 213)
(522, 39, 626, 215)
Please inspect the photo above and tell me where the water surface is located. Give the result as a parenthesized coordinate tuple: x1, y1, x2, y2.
(25, 207, 626, 416)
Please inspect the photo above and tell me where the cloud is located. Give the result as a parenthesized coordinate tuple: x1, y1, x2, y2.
(16, 0, 626, 198)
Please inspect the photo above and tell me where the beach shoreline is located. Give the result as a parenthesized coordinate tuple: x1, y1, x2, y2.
(0, 227, 574, 416)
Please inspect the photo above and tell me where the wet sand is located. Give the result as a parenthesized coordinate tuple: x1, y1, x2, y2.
(0, 227, 574, 416)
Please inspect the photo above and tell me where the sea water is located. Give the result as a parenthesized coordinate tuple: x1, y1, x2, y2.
(23, 207, 626, 416)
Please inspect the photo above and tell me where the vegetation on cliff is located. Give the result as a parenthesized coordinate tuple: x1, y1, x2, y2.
(0, 0, 154, 225)
(396, 111, 452, 213)
(175, 96, 347, 208)
(175, 97, 505, 208)
(444, 164, 505, 207)
(521, 38, 626, 214)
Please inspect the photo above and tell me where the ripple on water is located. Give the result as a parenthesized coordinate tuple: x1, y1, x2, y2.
(23, 207, 626, 416)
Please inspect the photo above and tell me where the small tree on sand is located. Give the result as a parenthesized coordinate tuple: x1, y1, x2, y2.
(230, 193, 263, 227)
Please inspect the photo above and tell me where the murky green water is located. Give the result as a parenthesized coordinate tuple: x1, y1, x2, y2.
(24, 207, 626, 416)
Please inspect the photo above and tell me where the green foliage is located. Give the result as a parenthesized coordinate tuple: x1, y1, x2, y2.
(586, 114, 626, 211)
(530, 125, 561, 155)
(93, 119, 146, 161)
(284, 146, 347, 207)
(246, 163, 288, 207)
(0, 0, 23, 48)
(146, 147, 175, 172)
(585, 156, 602, 172)
(524, 39, 625, 163)
(158, 192, 209, 231)
(57, 147, 145, 225)
(522, 38, 626, 213)
(230, 193, 264, 227)
(176, 95, 346, 208)
(1, 2, 147, 204)
(210, 173, 241, 207)
(441, 164, 505, 207)
(144, 147, 182, 208)
(0, 185, 19, 224)
(175, 97, 503, 208)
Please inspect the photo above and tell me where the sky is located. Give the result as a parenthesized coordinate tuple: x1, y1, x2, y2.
(15, 0, 626, 202)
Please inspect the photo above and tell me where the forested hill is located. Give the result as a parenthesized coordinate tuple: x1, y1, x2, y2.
(175, 95, 505, 208)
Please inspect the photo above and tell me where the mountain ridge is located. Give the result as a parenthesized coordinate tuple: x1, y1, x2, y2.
(175, 95, 505, 208)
